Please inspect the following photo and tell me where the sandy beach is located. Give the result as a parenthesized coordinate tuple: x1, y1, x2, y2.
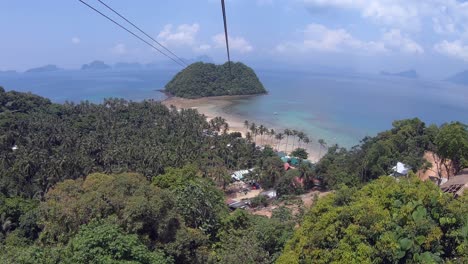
(162, 95, 322, 162)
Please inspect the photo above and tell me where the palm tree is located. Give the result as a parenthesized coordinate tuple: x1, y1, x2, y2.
(275, 133, 284, 150)
(297, 131, 305, 148)
(284, 129, 292, 153)
(259, 125, 265, 144)
(318, 139, 327, 158)
(303, 136, 310, 147)
(246, 132, 253, 143)
(249, 123, 257, 142)
(291, 130, 298, 150)
(270, 129, 275, 141)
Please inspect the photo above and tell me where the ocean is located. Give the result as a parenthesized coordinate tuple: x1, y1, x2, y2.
(1, 69, 467, 148)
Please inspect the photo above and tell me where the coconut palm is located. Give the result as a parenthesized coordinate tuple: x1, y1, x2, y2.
(297, 131, 306, 148)
(318, 139, 327, 158)
(291, 130, 299, 150)
(243, 120, 249, 136)
(303, 136, 310, 147)
(249, 123, 257, 141)
(246, 132, 253, 143)
(275, 133, 284, 150)
(284, 129, 292, 152)
(258, 125, 265, 144)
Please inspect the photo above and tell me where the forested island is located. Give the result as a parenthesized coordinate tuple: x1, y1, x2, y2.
(0, 87, 467, 263)
(164, 62, 267, 98)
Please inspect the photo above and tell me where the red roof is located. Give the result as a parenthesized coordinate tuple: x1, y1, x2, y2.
(284, 163, 291, 170)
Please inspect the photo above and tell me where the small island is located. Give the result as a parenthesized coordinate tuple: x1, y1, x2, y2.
(164, 62, 267, 98)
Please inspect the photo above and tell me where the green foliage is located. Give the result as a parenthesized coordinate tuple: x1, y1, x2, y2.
(0, 90, 263, 198)
(152, 164, 200, 190)
(291, 148, 308, 159)
(0, 195, 39, 242)
(316, 118, 441, 189)
(173, 178, 228, 236)
(67, 221, 171, 264)
(212, 210, 294, 264)
(39, 173, 180, 245)
(250, 194, 268, 208)
(1, 222, 172, 264)
(164, 62, 266, 98)
(278, 177, 468, 263)
(275, 169, 304, 198)
(435, 122, 468, 175)
(255, 156, 285, 189)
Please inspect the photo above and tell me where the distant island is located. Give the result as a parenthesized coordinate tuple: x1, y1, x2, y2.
(380, 69, 418, 79)
(81, 60, 111, 71)
(446, 70, 468, 85)
(165, 62, 267, 98)
(26, 64, 62, 73)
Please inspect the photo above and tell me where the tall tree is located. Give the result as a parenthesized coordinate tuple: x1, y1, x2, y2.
(275, 133, 284, 150)
(243, 120, 249, 136)
(318, 139, 327, 158)
(284, 129, 292, 153)
(435, 122, 468, 177)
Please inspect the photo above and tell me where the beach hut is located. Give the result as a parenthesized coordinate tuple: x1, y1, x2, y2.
(281, 156, 289, 163)
(290, 157, 300, 166)
(277, 151, 287, 158)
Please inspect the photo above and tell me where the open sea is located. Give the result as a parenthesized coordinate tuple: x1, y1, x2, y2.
(1, 69, 467, 148)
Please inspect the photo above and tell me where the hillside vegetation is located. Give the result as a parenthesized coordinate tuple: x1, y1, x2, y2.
(278, 177, 468, 263)
(0, 87, 467, 263)
(165, 62, 266, 98)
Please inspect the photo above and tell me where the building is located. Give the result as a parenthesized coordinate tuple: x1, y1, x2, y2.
(440, 168, 468, 197)
(231, 169, 254, 181)
(391, 162, 411, 177)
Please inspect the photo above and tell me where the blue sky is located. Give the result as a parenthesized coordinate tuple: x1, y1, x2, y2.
(1, 0, 468, 78)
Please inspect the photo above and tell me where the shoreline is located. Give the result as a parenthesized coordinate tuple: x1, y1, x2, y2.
(162, 95, 321, 162)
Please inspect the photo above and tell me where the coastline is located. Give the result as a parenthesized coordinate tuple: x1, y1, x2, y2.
(162, 95, 321, 162)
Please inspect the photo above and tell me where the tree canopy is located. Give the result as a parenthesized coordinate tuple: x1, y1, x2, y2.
(0, 89, 263, 198)
(278, 176, 468, 263)
(164, 62, 267, 98)
(316, 118, 441, 189)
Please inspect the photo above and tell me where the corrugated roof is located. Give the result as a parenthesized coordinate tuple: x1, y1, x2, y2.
(441, 169, 468, 187)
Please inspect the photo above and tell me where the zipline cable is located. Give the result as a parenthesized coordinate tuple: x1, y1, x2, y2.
(77, 0, 186, 68)
(95, 0, 187, 66)
(220, 0, 232, 75)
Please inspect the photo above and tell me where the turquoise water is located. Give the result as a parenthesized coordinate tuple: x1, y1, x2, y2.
(224, 70, 468, 147)
(1, 69, 467, 147)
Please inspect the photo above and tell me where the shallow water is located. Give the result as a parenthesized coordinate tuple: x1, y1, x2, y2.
(225, 70, 468, 147)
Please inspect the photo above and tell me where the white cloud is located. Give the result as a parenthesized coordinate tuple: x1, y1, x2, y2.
(434, 40, 468, 61)
(71, 37, 80, 44)
(304, 0, 468, 34)
(111, 43, 127, 55)
(382, 29, 424, 54)
(157, 23, 200, 46)
(194, 44, 211, 52)
(275, 23, 385, 54)
(213, 34, 253, 53)
(275, 24, 423, 55)
(304, 0, 420, 29)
